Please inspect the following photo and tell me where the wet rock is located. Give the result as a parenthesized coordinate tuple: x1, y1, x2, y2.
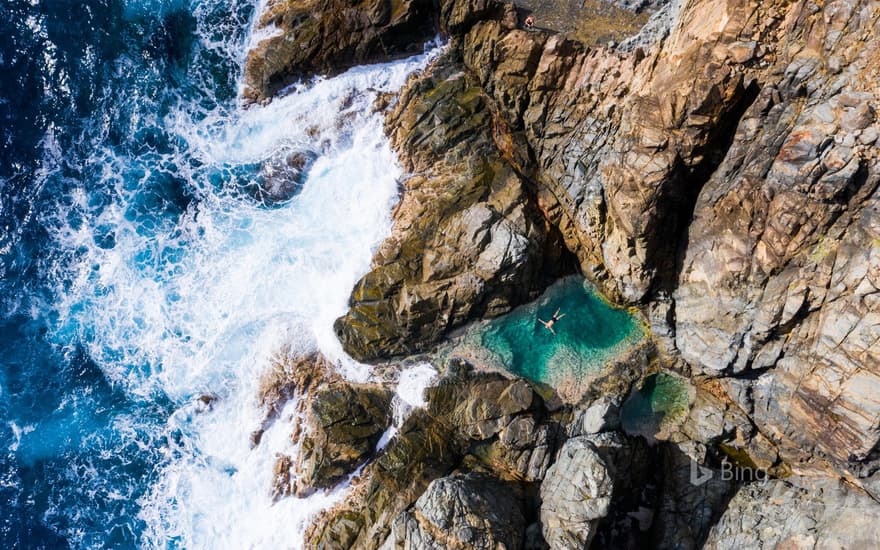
(295, 381, 393, 495)
(195, 393, 218, 413)
(257, 351, 335, 420)
(243, 0, 436, 102)
(255, 149, 317, 205)
(306, 362, 551, 549)
(334, 57, 555, 361)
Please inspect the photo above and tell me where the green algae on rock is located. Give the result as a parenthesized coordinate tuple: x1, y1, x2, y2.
(621, 372, 692, 440)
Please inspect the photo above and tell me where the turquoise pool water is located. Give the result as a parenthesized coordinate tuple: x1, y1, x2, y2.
(475, 277, 643, 385)
(621, 373, 692, 439)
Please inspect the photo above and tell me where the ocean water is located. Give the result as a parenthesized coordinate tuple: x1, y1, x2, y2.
(473, 277, 643, 384)
(0, 0, 438, 547)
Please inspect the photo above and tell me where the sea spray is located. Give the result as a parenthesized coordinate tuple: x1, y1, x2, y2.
(0, 0, 443, 544)
(376, 362, 438, 451)
(132, 54, 442, 548)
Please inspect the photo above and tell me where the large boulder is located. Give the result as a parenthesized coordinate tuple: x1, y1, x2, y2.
(295, 381, 394, 495)
(305, 362, 551, 550)
(539, 436, 614, 549)
(385, 472, 526, 549)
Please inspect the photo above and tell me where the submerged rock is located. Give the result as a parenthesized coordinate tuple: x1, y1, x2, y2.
(254, 149, 317, 205)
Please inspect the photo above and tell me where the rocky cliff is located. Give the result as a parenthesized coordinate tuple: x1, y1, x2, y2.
(244, 0, 880, 547)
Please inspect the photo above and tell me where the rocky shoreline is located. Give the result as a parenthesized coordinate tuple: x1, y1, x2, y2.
(244, 0, 880, 547)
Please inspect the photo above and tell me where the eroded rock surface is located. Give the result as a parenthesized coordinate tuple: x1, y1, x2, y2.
(247, 0, 880, 545)
(704, 476, 880, 550)
(243, 0, 436, 102)
(256, 352, 393, 498)
(386, 472, 526, 549)
(334, 56, 561, 361)
(539, 436, 613, 548)
(296, 381, 393, 495)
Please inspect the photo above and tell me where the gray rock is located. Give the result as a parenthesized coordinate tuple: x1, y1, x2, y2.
(704, 476, 880, 550)
(569, 396, 621, 436)
(540, 436, 614, 549)
(651, 443, 736, 549)
(385, 473, 526, 549)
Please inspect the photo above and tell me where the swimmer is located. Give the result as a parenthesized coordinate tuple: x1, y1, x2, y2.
(538, 308, 566, 334)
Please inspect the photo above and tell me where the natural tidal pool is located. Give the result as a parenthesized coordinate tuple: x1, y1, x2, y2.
(621, 372, 693, 440)
(458, 277, 644, 386)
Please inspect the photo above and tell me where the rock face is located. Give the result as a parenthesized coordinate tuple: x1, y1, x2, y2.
(333, 56, 561, 361)
(306, 362, 558, 549)
(386, 473, 526, 549)
(248, 0, 880, 545)
(243, 0, 436, 102)
(305, 359, 663, 550)
(539, 436, 613, 548)
(296, 381, 393, 495)
(255, 352, 394, 498)
(704, 476, 880, 549)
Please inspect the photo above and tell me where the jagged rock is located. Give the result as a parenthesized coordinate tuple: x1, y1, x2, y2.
(472, 414, 559, 481)
(303, 363, 655, 548)
(704, 476, 880, 550)
(672, 3, 880, 471)
(334, 57, 557, 361)
(568, 396, 621, 436)
(539, 431, 652, 549)
(539, 436, 614, 549)
(295, 381, 393, 495)
(254, 149, 316, 205)
(384, 472, 526, 549)
(306, 363, 547, 549)
(257, 351, 334, 418)
(243, 0, 436, 102)
(260, 0, 880, 544)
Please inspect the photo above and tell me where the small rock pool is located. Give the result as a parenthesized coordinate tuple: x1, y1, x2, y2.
(455, 277, 644, 388)
(621, 372, 693, 440)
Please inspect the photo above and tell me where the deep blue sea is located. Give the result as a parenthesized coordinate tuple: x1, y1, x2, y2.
(0, 1, 437, 547)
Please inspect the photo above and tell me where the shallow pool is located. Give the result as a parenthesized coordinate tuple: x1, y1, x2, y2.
(471, 277, 643, 385)
(621, 372, 692, 440)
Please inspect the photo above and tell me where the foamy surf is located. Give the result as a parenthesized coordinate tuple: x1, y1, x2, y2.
(133, 52, 442, 546)
(2, 0, 442, 543)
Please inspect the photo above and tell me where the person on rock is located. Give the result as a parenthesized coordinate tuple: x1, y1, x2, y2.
(524, 14, 535, 29)
(538, 308, 565, 334)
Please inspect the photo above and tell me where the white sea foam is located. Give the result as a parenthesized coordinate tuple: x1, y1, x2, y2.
(79, 49, 439, 550)
(376, 362, 437, 451)
(34, 0, 442, 542)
